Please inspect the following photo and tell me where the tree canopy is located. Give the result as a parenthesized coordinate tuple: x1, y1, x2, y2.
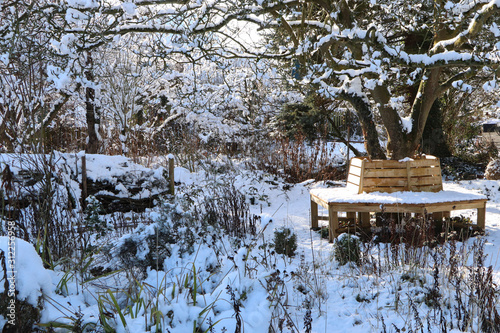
(1, 0, 500, 158)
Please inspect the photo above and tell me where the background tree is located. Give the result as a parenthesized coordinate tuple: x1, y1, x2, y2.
(240, 0, 500, 159)
(3, 0, 499, 160)
(0, 1, 73, 152)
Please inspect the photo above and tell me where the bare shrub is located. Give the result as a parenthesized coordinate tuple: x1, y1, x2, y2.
(251, 133, 345, 183)
(201, 182, 257, 238)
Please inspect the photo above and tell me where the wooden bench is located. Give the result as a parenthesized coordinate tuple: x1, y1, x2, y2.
(310, 156, 488, 242)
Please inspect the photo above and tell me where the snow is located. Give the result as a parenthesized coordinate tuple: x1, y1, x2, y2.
(121, 2, 137, 16)
(400, 115, 413, 133)
(310, 183, 486, 204)
(0, 237, 53, 306)
(3, 153, 500, 332)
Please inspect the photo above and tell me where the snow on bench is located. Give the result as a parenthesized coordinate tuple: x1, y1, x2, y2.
(310, 157, 488, 242)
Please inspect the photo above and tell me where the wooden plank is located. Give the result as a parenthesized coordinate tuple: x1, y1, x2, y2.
(311, 200, 318, 229)
(328, 203, 428, 214)
(363, 177, 407, 187)
(363, 186, 407, 193)
(416, 200, 487, 212)
(365, 160, 407, 168)
(408, 168, 442, 177)
(364, 168, 408, 178)
(359, 159, 366, 194)
(408, 159, 440, 167)
(360, 157, 439, 170)
(411, 184, 442, 192)
(328, 208, 339, 242)
(326, 200, 487, 213)
(477, 202, 486, 229)
(310, 194, 329, 208)
(410, 176, 442, 186)
(348, 164, 362, 176)
(406, 161, 412, 191)
(359, 212, 371, 228)
(347, 173, 361, 186)
(365, 167, 442, 178)
(350, 157, 366, 168)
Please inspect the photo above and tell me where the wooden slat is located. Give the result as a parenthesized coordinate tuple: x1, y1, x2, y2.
(408, 176, 441, 186)
(365, 158, 440, 169)
(411, 184, 442, 192)
(346, 182, 360, 192)
(347, 173, 361, 186)
(358, 159, 365, 194)
(350, 157, 365, 168)
(348, 164, 362, 176)
(419, 200, 487, 212)
(311, 200, 318, 229)
(364, 167, 442, 179)
(406, 161, 412, 191)
(326, 200, 486, 214)
(364, 168, 408, 178)
(408, 159, 440, 167)
(408, 167, 441, 177)
(363, 186, 407, 193)
(365, 160, 408, 168)
(363, 177, 407, 187)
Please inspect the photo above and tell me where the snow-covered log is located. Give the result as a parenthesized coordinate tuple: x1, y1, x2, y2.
(0, 153, 172, 214)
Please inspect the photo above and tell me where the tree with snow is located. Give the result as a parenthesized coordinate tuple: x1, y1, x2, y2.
(4, 0, 500, 159)
(57, 0, 500, 159)
(247, 0, 500, 159)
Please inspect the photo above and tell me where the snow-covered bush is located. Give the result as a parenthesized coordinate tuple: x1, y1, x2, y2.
(111, 198, 198, 276)
(485, 157, 500, 180)
(0, 237, 53, 331)
(272, 227, 297, 257)
(334, 234, 361, 266)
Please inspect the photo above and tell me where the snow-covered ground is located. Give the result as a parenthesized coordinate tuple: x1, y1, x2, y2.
(2, 155, 500, 332)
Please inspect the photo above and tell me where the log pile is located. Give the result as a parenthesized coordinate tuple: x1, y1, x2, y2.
(0, 153, 173, 215)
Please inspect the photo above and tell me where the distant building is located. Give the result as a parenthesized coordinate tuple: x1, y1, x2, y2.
(482, 119, 500, 147)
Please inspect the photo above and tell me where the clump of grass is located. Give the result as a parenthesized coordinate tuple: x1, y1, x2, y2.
(273, 227, 297, 257)
(334, 234, 361, 266)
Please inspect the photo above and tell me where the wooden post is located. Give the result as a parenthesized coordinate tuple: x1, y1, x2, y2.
(360, 212, 371, 228)
(81, 154, 87, 209)
(328, 207, 339, 243)
(477, 202, 486, 230)
(358, 159, 365, 194)
(406, 161, 412, 191)
(311, 199, 318, 229)
(432, 212, 444, 221)
(346, 212, 356, 222)
(168, 155, 175, 195)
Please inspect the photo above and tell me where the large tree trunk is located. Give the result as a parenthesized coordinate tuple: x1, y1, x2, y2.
(420, 99, 451, 157)
(341, 92, 386, 159)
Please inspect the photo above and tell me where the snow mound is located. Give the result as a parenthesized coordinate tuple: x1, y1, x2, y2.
(0, 237, 53, 306)
(485, 158, 500, 180)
